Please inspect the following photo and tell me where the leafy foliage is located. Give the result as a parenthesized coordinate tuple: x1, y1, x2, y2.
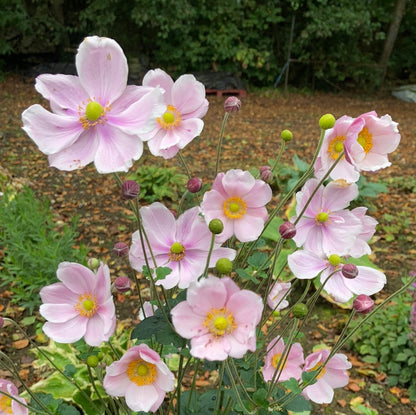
(0, 187, 88, 311)
(126, 165, 187, 205)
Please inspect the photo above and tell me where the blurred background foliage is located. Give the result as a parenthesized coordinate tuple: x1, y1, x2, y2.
(0, 0, 414, 90)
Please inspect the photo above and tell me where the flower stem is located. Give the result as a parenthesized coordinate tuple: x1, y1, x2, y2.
(215, 112, 230, 177)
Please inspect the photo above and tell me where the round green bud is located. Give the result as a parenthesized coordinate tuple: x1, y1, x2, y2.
(87, 258, 100, 270)
(87, 355, 99, 368)
(281, 129, 293, 142)
(97, 352, 105, 361)
(292, 303, 308, 319)
(273, 310, 280, 317)
(209, 219, 224, 234)
(216, 258, 233, 274)
(319, 114, 336, 130)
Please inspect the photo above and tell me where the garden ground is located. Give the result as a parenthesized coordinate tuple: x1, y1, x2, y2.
(1, 74, 416, 414)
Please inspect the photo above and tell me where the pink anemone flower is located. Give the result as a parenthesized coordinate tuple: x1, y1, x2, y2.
(129, 203, 236, 289)
(344, 111, 401, 172)
(348, 207, 378, 258)
(0, 379, 28, 415)
(267, 282, 291, 311)
(291, 178, 362, 257)
(40, 262, 116, 346)
(140, 68, 209, 158)
(171, 276, 263, 361)
(103, 344, 174, 413)
(22, 36, 165, 173)
(288, 250, 386, 303)
(302, 349, 351, 404)
(314, 115, 360, 183)
(201, 169, 272, 243)
(262, 338, 304, 383)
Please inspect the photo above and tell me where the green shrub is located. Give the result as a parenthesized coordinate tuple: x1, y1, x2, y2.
(0, 187, 88, 312)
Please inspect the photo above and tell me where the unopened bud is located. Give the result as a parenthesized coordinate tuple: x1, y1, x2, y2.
(342, 263, 358, 279)
(87, 258, 100, 270)
(319, 114, 336, 130)
(113, 242, 129, 257)
(87, 355, 99, 368)
(353, 294, 374, 314)
(114, 276, 132, 293)
(259, 166, 273, 184)
(187, 177, 203, 193)
(216, 258, 233, 274)
(293, 303, 308, 319)
(121, 180, 140, 200)
(279, 222, 296, 240)
(209, 219, 224, 235)
(224, 96, 241, 113)
(281, 129, 293, 142)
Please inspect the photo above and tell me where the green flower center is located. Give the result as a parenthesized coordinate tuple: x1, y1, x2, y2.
(162, 111, 175, 124)
(328, 254, 341, 267)
(136, 364, 149, 376)
(316, 212, 329, 223)
(85, 101, 104, 121)
(169, 242, 185, 261)
(83, 299, 94, 311)
(214, 316, 228, 331)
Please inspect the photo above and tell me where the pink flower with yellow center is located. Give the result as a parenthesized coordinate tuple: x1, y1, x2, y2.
(129, 203, 235, 289)
(291, 178, 362, 257)
(103, 344, 174, 413)
(39, 262, 116, 346)
(262, 338, 304, 383)
(139, 68, 209, 159)
(314, 115, 360, 183)
(302, 349, 351, 404)
(22, 36, 165, 173)
(0, 379, 27, 415)
(201, 169, 272, 243)
(344, 111, 401, 172)
(171, 275, 263, 361)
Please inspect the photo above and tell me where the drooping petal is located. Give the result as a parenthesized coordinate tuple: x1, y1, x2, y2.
(76, 36, 128, 102)
(322, 273, 352, 303)
(42, 316, 87, 343)
(84, 314, 107, 346)
(343, 266, 386, 296)
(125, 383, 159, 413)
(94, 263, 112, 304)
(22, 105, 83, 154)
(303, 379, 334, 404)
(288, 250, 327, 279)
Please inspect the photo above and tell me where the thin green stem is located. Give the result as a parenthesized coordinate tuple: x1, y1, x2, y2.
(215, 112, 230, 177)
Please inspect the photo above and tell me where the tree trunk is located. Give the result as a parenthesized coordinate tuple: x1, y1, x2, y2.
(379, 0, 408, 86)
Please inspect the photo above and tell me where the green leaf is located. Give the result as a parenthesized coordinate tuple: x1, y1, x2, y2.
(262, 217, 284, 241)
(247, 252, 270, 269)
(284, 393, 312, 413)
(155, 266, 172, 282)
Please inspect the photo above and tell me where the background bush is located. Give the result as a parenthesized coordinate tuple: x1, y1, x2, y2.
(1, 0, 415, 89)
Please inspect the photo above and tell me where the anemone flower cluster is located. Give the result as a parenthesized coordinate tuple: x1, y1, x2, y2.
(129, 203, 236, 289)
(39, 262, 116, 346)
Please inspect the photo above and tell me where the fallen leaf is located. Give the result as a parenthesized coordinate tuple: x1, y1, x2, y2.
(12, 339, 29, 349)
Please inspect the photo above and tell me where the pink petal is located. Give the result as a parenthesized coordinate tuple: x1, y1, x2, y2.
(39, 282, 79, 304)
(125, 383, 159, 413)
(288, 250, 327, 279)
(97, 298, 116, 332)
(94, 264, 111, 303)
(103, 372, 131, 396)
(323, 181, 358, 211)
(172, 74, 207, 117)
(48, 129, 99, 171)
(245, 181, 272, 208)
(303, 379, 334, 404)
(154, 362, 175, 391)
(343, 266, 386, 296)
(322, 273, 352, 303)
(57, 262, 95, 294)
(222, 169, 255, 197)
(84, 314, 107, 346)
(35, 74, 88, 114)
(228, 291, 263, 327)
(22, 105, 82, 154)
(76, 36, 128, 102)
(190, 333, 230, 360)
(233, 214, 266, 242)
(171, 301, 207, 338)
(186, 277, 227, 313)
(43, 316, 87, 343)
(93, 124, 143, 173)
(356, 151, 391, 171)
(142, 68, 174, 102)
(39, 303, 78, 323)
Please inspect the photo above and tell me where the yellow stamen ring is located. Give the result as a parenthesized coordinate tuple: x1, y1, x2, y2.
(223, 197, 247, 219)
(79, 98, 111, 130)
(328, 135, 345, 160)
(204, 307, 236, 337)
(309, 362, 326, 379)
(0, 395, 12, 414)
(157, 105, 182, 130)
(127, 359, 157, 386)
(169, 242, 185, 262)
(74, 293, 98, 318)
(357, 127, 373, 154)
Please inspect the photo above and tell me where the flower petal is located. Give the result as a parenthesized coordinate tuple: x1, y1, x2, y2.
(142, 68, 174, 101)
(343, 266, 386, 296)
(171, 301, 207, 338)
(39, 282, 79, 304)
(288, 250, 327, 279)
(171, 74, 208, 117)
(56, 262, 96, 294)
(39, 304, 78, 323)
(43, 316, 87, 344)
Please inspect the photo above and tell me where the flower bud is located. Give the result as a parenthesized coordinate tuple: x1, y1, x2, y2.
(87, 355, 99, 368)
(224, 96, 241, 113)
(216, 258, 233, 275)
(281, 129, 293, 142)
(293, 303, 308, 319)
(353, 294, 374, 314)
(114, 276, 132, 293)
(342, 263, 358, 279)
(259, 166, 273, 184)
(279, 222, 296, 240)
(209, 219, 224, 235)
(121, 180, 140, 200)
(113, 242, 129, 257)
(319, 114, 336, 130)
(87, 258, 100, 270)
(187, 177, 203, 193)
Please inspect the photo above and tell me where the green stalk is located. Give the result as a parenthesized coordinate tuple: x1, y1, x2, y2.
(215, 112, 230, 177)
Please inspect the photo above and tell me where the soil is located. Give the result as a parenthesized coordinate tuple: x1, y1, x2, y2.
(1, 74, 416, 414)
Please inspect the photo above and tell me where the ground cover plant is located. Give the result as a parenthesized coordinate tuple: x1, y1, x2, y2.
(0, 36, 414, 413)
